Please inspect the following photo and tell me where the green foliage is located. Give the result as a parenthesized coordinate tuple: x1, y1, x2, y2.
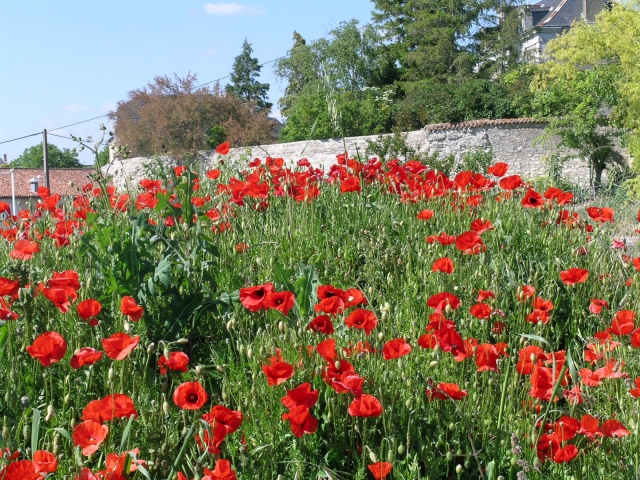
(226, 39, 271, 112)
(205, 125, 227, 150)
(365, 129, 418, 162)
(460, 147, 494, 173)
(530, 1, 640, 190)
(11, 143, 81, 168)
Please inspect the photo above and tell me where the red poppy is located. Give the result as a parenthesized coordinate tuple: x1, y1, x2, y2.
(630, 378, 640, 398)
(281, 383, 319, 410)
(263, 291, 295, 316)
(77, 299, 102, 326)
(553, 444, 578, 463)
(82, 394, 138, 423)
(348, 394, 383, 417)
(600, 419, 630, 438)
(10, 239, 40, 260)
(417, 209, 434, 220)
(105, 448, 146, 475)
(120, 296, 144, 322)
(432, 257, 454, 274)
(344, 288, 367, 308)
(578, 414, 603, 439)
(195, 422, 228, 455)
(611, 310, 635, 335)
(586, 206, 614, 224)
(554, 416, 581, 441)
(426, 382, 467, 401)
(418, 333, 437, 349)
(368, 461, 393, 480)
(71, 347, 103, 369)
(427, 292, 461, 311)
(516, 346, 545, 375)
(216, 141, 231, 155)
(455, 231, 484, 254)
(173, 381, 208, 410)
(207, 169, 222, 180)
(470, 218, 494, 234)
(559, 268, 589, 286)
(26, 332, 67, 367)
(589, 299, 609, 314)
(499, 175, 523, 190)
(33, 450, 58, 473)
(314, 295, 345, 315)
(0, 308, 18, 321)
(203, 459, 237, 480)
(0, 276, 20, 297)
(487, 162, 509, 177)
(340, 176, 361, 193)
(239, 283, 274, 312)
(282, 405, 318, 438)
(203, 405, 244, 434)
(382, 338, 412, 360)
(469, 303, 492, 319)
(344, 309, 378, 335)
(475, 344, 498, 372)
(521, 189, 544, 208)
(102, 333, 140, 360)
(0, 460, 41, 480)
(262, 357, 294, 386)
(316, 338, 337, 363)
(158, 351, 190, 374)
(631, 329, 640, 348)
(306, 315, 335, 334)
(72, 421, 109, 456)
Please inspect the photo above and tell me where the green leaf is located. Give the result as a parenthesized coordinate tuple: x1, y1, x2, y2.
(485, 460, 496, 480)
(0, 324, 8, 357)
(31, 408, 41, 453)
(52, 427, 73, 444)
(154, 256, 173, 287)
(293, 263, 319, 318)
(119, 414, 136, 451)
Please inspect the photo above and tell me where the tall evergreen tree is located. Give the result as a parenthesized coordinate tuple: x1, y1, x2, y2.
(226, 39, 272, 112)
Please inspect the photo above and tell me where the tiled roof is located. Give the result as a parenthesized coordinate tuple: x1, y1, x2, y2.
(424, 117, 547, 131)
(0, 168, 95, 198)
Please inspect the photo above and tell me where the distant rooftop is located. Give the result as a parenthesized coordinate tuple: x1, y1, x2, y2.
(0, 168, 94, 198)
(424, 118, 547, 131)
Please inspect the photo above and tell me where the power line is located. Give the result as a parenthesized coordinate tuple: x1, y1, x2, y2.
(0, 132, 40, 146)
(0, 22, 375, 146)
(47, 133, 74, 140)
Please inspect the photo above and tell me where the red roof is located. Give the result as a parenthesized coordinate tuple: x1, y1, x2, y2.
(0, 168, 94, 198)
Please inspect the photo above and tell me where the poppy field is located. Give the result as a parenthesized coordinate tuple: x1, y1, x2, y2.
(1, 144, 640, 479)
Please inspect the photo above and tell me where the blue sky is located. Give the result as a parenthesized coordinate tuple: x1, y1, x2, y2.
(0, 0, 374, 164)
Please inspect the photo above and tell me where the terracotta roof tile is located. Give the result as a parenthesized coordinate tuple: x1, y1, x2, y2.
(424, 117, 547, 131)
(0, 168, 95, 198)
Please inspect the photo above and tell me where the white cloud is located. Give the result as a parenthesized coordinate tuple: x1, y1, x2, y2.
(203, 3, 264, 15)
(65, 103, 90, 112)
(100, 102, 117, 112)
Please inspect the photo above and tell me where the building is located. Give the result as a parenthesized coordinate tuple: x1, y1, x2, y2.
(522, 0, 608, 62)
(0, 168, 94, 214)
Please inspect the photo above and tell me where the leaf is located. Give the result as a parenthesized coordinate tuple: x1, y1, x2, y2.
(0, 324, 8, 357)
(518, 333, 551, 348)
(52, 427, 73, 444)
(485, 460, 496, 480)
(293, 263, 319, 318)
(154, 256, 173, 288)
(31, 408, 41, 453)
(119, 414, 136, 451)
(166, 423, 195, 480)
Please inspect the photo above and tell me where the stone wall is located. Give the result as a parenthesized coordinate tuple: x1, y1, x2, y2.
(103, 118, 619, 189)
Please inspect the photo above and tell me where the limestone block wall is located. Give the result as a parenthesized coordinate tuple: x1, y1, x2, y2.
(103, 118, 615, 189)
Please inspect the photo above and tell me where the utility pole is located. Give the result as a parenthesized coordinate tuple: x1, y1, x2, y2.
(43, 129, 50, 189)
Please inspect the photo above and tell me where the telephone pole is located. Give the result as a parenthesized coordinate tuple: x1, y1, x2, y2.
(43, 129, 50, 189)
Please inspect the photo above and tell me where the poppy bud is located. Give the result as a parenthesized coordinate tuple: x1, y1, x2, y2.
(124, 321, 131, 332)
(9, 369, 16, 382)
(445, 304, 453, 314)
(46, 403, 55, 421)
(446, 451, 453, 461)
(378, 332, 386, 341)
(334, 360, 341, 370)
(368, 450, 378, 463)
(64, 393, 70, 404)
(381, 311, 388, 321)
(196, 365, 203, 375)
(247, 347, 253, 359)
(226, 320, 233, 332)
(456, 465, 463, 474)
(398, 444, 405, 455)
(278, 321, 285, 333)
(108, 367, 115, 382)
(147, 343, 155, 354)
(176, 338, 189, 344)
(429, 361, 438, 368)
(368, 286, 374, 296)
(216, 365, 224, 373)
(161, 378, 169, 393)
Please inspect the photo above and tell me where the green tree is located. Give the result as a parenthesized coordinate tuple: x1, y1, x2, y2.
(371, 0, 525, 82)
(528, 1, 640, 190)
(275, 21, 397, 141)
(11, 143, 81, 168)
(226, 39, 272, 112)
